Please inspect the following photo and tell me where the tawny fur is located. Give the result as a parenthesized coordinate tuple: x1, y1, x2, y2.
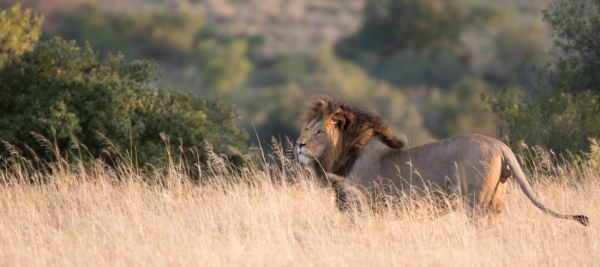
(296, 95, 589, 226)
(302, 95, 406, 176)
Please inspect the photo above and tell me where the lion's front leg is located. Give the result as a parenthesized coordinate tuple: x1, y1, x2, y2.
(325, 172, 367, 212)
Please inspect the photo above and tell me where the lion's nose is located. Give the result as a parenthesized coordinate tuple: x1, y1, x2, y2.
(297, 141, 306, 148)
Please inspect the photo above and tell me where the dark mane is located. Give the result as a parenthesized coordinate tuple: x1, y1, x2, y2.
(303, 95, 407, 175)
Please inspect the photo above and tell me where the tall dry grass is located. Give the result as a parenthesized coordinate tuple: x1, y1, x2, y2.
(0, 139, 598, 266)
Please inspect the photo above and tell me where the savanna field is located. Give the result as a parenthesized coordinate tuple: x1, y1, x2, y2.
(3, 0, 600, 266)
(0, 141, 598, 266)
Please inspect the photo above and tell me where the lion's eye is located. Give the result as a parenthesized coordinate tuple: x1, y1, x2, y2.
(316, 130, 323, 135)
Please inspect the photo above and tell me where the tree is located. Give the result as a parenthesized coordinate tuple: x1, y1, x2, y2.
(489, 0, 600, 153)
(334, 0, 470, 88)
(0, 37, 248, 165)
(0, 3, 43, 69)
(56, 4, 139, 59)
(196, 38, 253, 95)
(419, 77, 497, 139)
(124, 9, 204, 61)
(55, 4, 204, 61)
(50, 4, 253, 96)
(543, 0, 600, 93)
(336, 0, 466, 58)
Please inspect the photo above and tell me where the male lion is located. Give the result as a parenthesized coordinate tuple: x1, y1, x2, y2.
(296, 95, 588, 226)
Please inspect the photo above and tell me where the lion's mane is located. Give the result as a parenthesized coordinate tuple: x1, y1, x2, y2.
(302, 95, 407, 176)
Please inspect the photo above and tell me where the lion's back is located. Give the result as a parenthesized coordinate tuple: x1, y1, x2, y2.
(350, 134, 508, 196)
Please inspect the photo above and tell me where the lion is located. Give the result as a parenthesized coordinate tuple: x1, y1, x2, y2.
(296, 95, 589, 226)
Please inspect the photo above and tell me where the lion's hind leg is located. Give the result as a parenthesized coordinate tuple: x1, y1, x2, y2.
(461, 188, 507, 227)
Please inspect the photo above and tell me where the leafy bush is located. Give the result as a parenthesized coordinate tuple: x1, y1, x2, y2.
(196, 38, 253, 95)
(489, 0, 600, 154)
(334, 0, 469, 88)
(336, 0, 466, 59)
(378, 48, 466, 88)
(54, 4, 204, 61)
(56, 4, 140, 59)
(50, 4, 253, 96)
(0, 3, 43, 69)
(124, 9, 204, 61)
(0, 37, 248, 166)
(419, 77, 497, 139)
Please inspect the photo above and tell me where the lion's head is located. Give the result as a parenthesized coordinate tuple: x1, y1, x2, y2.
(296, 95, 406, 176)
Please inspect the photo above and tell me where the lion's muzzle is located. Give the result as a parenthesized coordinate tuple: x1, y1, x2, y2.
(296, 146, 313, 166)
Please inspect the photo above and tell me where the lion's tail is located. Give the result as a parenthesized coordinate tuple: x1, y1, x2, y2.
(501, 146, 589, 226)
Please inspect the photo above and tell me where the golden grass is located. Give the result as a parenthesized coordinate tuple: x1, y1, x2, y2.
(0, 143, 598, 266)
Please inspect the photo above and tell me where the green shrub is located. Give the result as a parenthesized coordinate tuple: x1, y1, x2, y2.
(336, 0, 466, 59)
(54, 4, 204, 61)
(56, 4, 139, 59)
(196, 38, 253, 95)
(0, 3, 43, 69)
(334, 0, 468, 88)
(489, 0, 600, 154)
(0, 37, 248, 166)
(50, 4, 252, 96)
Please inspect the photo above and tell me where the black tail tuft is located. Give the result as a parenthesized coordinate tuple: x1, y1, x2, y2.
(573, 215, 589, 226)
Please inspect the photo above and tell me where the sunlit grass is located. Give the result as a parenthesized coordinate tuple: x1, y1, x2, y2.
(0, 139, 598, 266)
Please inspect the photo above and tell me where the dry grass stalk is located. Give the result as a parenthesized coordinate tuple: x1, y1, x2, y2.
(0, 140, 597, 266)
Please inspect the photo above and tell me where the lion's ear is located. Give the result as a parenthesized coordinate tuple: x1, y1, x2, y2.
(331, 108, 354, 130)
(313, 99, 331, 119)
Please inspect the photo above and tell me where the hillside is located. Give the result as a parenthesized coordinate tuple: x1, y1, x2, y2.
(6, 0, 551, 57)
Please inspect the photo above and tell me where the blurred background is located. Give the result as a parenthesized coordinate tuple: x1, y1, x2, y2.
(2, 0, 598, 164)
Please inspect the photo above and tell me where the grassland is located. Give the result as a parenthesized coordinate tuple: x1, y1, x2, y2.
(0, 143, 598, 266)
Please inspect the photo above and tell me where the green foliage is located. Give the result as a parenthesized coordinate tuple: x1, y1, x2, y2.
(57, 4, 140, 59)
(245, 46, 499, 145)
(244, 46, 431, 145)
(50, 4, 253, 96)
(309, 46, 430, 144)
(55, 4, 204, 61)
(0, 37, 248, 165)
(419, 77, 497, 139)
(484, 16, 546, 85)
(334, 0, 469, 86)
(196, 39, 253, 95)
(24, 0, 553, 148)
(543, 0, 600, 92)
(247, 55, 312, 88)
(337, 0, 466, 58)
(335, 0, 549, 90)
(378, 49, 466, 88)
(124, 10, 204, 60)
(0, 3, 43, 69)
(489, 0, 600, 154)
(490, 87, 600, 153)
